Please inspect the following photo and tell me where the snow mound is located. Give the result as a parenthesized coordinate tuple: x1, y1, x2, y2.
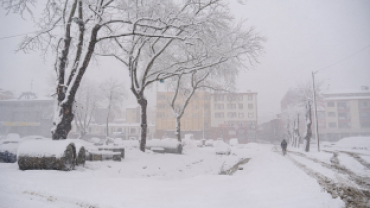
(147, 138, 181, 149)
(6, 133, 20, 140)
(334, 137, 370, 151)
(17, 139, 77, 157)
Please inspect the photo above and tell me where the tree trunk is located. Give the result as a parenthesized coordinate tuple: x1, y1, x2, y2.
(138, 97, 148, 152)
(106, 105, 110, 138)
(52, 25, 101, 140)
(304, 102, 312, 152)
(176, 117, 181, 142)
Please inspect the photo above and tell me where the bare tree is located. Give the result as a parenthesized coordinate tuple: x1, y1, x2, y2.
(282, 81, 324, 150)
(99, 78, 126, 138)
(96, 0, 264, 151)
(1, 0, 189, 140)
(73, 79, 101, 139)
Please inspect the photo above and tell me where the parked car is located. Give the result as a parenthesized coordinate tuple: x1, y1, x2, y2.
(205, 139, 214, 147)
(0, 135, 45, 163)
(215, 140, 231, 155)
(229, 138, 239, 146)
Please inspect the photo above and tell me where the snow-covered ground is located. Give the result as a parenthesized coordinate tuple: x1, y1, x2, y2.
(0, 143, 346, 208)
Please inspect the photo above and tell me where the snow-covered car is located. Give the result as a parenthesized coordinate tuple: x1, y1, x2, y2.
(197, 139, 206, 147)
(0, 140, 19, 162)
(0, 134, 45, 163)
(205, 139, 214, 147)
(229, 138, 239, 146)
(215, 141, 231, 155)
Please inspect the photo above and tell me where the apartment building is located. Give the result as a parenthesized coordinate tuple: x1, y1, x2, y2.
(320, 89, 370, 141)
(210, 92, 258, 143)
(155, 91, 211, 139)
(0, 93, 54, 137)
(280, 87, 370, 142)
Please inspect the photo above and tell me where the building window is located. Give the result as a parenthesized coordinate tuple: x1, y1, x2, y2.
(214, 95, 224, 101)
(248, 113, 254, 118)
(238, 113, 244, 118)
(204, 104, 210, 109)
(338, 112, 350, 120)
(157, 103, 165, 109)
(130, 128, 136, 133)
(204, 94, 211, 100)
(215, 113, 224, 118)
(238, 104, 243, 109)
(158, 94, 166, 100)
(359, 100, 369, 108)
(237, 95, 243, 101)
(228, 112, 236, 118)
(338, 122, 350, 129)
(248, 95, 253, 101)
(248, 104, 253, 109)
(337, 101, 348, 109)
(157, 112, 165, 118)
(359, 111, 370, 119)
(327, 101, 334, 107)
(227, 104, 236, 109)
(117, 128, 122, 132)
(227, 95, 236, 101)
(328, 122, 337, 128)
(193, 104, 198, 109)
(215, 104, 224, 110)
(193, 113, 199, 118)
(328, 112, 336, 117)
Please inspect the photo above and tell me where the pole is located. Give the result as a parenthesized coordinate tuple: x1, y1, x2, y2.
(312, 71, 320, 152)
(203, 92, 205, 139)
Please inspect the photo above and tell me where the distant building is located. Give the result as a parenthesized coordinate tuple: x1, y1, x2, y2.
(280, 87, 370, 142)
(72, 122, 155, 140)
(319, 88, 370, 141)
(155, 91, 211, 139)
(210, 92, 258, 143)
(0, 92, 54, 137)
(0, 88, 14, 100)
(126, 106, 140, 124)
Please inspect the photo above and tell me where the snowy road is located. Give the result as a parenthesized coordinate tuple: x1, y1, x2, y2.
(0, 144, 344, 208)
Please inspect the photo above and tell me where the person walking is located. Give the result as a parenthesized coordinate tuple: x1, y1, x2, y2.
(281, 139, 287, 155)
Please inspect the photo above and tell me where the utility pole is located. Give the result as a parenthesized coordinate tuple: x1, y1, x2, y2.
(312, 71, 320, 152)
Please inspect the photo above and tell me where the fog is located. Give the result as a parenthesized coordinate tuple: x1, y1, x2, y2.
(1, 1, 370, 207)
(1, 1, 369, 124)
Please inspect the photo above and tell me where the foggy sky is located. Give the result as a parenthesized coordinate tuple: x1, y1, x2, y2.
(0, 0, 369, 123)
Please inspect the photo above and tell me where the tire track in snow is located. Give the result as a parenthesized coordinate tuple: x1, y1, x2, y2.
(288, 151, 370, 190)
(285, 154, 370, 208)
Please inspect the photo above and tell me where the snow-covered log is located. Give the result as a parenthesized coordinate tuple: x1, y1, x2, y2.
(146, 139, 183, 154)
(98, 146, 125, 158)
(17, 139, 77, 171)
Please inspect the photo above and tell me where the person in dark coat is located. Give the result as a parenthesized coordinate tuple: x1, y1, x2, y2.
(281, 139, 288, 155)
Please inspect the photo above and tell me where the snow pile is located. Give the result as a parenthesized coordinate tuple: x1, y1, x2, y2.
(182, 138, 198, 150)
(17, 139, 76, 157)
(205, 139, 214, 146)
(73, 139, 98, 152)
(215, 141, 231, 155)
(114, 138, 139, 148)
(146, 138, 181, 149)
(333, 137, 370, 151)
(6, 133, 20, 140)
(229, 138, 239, 146)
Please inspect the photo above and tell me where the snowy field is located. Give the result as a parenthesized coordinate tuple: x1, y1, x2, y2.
(0, 143, 347, 208)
